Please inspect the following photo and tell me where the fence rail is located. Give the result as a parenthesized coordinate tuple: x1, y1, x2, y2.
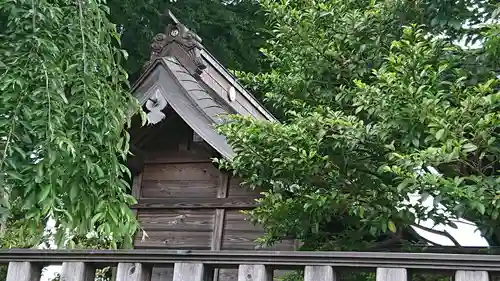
(0, 249, 495, 281)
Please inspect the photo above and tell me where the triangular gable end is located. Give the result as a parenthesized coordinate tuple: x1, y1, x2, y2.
(131, 12, 276, 161)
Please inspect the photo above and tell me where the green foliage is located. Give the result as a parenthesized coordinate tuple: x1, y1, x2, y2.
(218, 0, 500, 251)
(0, 214, 47, 281)
(0, 0, 140, 247)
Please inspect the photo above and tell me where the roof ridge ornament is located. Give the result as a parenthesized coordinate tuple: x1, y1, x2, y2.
(145, 10, 206, 76)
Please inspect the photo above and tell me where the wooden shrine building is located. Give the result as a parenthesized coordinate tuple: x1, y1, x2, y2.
(126, 12, 294, 281)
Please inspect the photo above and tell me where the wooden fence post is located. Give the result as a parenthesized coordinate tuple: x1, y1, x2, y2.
(304, 266, 338, 281)
(61, 262, 95, 281)
(376, 268, 407, 281)
(173, 263, 204, 281)
(116, 263, 151, 281)
(238, 265, 272, 281)
(6, 262, 41, 281)
(455, 271, 489, 281)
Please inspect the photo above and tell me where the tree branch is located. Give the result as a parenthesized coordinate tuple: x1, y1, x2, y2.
(366, 230, 404, 250)
(411, 224, 463, 247)
(407, 226, 438, 246)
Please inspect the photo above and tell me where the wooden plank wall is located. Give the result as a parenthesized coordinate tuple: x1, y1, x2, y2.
(134, 156, 219, 249)
(131, 115, 294, 281)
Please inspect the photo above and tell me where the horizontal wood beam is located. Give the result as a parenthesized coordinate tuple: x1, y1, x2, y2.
(3, 261, 490, 281)
(131, 197, 258, 209)
(2, 250, 500, 272)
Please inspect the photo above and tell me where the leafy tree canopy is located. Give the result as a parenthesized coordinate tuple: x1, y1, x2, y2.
(218, 0, 500, 250)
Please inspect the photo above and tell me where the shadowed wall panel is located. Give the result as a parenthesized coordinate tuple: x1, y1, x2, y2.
(141, 180, 219, 198)
(142, 163, 220, 182)
(134, 230, 212, 249)
(221, 211, 295, 251)
(138, 209, 214, 231)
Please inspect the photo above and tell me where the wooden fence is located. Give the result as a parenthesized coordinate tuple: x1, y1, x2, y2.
(0, 249, 497, 281)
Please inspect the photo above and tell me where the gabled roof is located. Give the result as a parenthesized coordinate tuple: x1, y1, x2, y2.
(131, 12, 276, 159)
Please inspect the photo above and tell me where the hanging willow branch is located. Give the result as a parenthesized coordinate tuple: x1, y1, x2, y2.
(0, 0, 141, 248)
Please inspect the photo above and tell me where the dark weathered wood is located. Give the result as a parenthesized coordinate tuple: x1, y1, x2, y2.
(142, 142, 215, 164)
(211, 173, 229, 250)
(223, 211, 262, 232)
(210, 209, 225, 248)
(173, 263, 204, 281)
(219, 269, 238, 281)
(221, 230, 295, 250)
(376, 268, 407, 281)
(455, 271, 488, 281)
(4, 249, 500, 272)
(132, 173, 143, 199)
(111, 267, 118, 281)
(131, 173, 143, 248)
(198, 50, 275, 121)
(140, 180, 219, 198)
(131, 173, 143, 220)
(151, 267, 174, 281)
(221, 230, 261, 250)
(142, 163, 220, 182)
(212, 173, 230, 281)
(116, 263, 152, 281)
(304, 266, 338, 281)
(134, 230, 212, 249)
(219, 268, 291, 281)
(238, 265, 272, 281)
(61, 262, 95, 281)
(294, 240, 304, 250)
(144, 156, 213, 164)
(227, 178, 262, 198)
(137, 209, 215, 231)
(6, 262, 40, 281)
(132, 197, 257, 209)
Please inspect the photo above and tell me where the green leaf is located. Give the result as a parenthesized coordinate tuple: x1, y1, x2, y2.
(493, 8, 500, 19)
(38, 185, 51, 203)
(70, 185, 79, 201)
(91, 212, 103, 225)
(476, 203, 485, 215)
(109, 208, 119, 224)
(388, 220, 397, 233)
(384, 141, 395, 151)
(435, 129, 445, 140)
(412, 138, 419, 147)
(462, 143, 478, 153)
(22, 192, 36, 210)
(7, 172, 23, 181)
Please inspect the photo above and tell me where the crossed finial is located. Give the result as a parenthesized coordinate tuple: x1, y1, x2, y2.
(145, 10, 206, 76)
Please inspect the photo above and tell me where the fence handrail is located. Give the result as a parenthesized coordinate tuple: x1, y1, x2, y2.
(0, 249, 499, 271)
